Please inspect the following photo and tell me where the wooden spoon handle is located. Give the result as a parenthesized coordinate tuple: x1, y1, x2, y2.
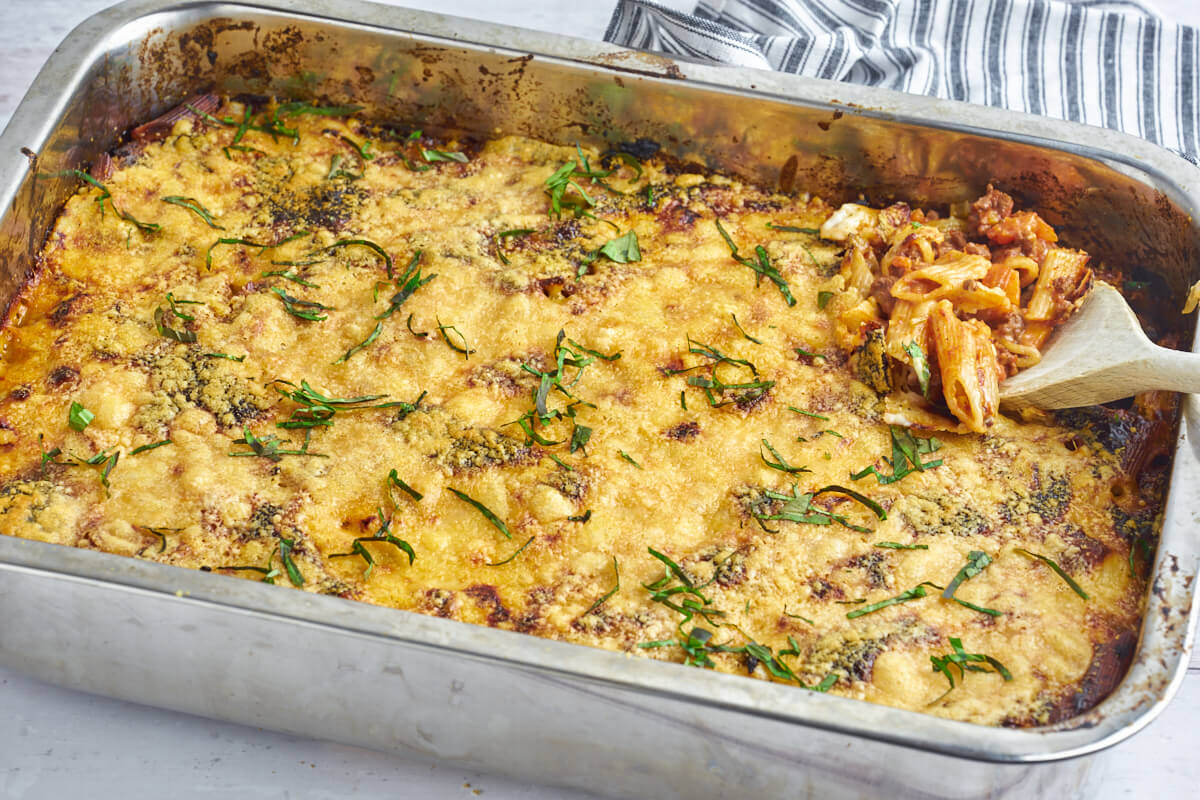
(1147, 344, 1200, 395)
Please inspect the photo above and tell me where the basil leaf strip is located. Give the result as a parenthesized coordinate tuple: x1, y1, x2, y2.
(68, 402, 94, 432)
(333, 321, 383, 364)
(448, 488, 512, 539)
(1015, 548, 1089, 600)
(903, 341, 932, 397)
(161, 195, 224, 229)
(487, 535, 535, 566)
(324, 239, 394, 278)
(583, 557, 620, 615)
(72, 170, 160, 232)
(715, 219, 795, 306)
(129, 439, 172, 455)
(846, 582, 938, 619)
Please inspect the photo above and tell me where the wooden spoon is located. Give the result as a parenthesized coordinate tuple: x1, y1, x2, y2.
(999, 281, 1200, 409)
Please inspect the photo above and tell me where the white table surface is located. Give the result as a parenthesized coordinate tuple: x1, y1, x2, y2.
(2, 1, 1198, 798)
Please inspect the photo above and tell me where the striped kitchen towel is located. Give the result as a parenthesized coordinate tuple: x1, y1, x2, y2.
(604, 0, 1199, 162)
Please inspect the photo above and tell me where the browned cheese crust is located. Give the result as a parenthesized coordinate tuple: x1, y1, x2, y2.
(0, 99, 1170, 726)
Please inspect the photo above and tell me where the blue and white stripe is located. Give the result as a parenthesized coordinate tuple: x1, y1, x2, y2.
(604, 0, 1199, 161)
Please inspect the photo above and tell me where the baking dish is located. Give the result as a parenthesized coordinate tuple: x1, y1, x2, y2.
(1, 1, 1198, 797)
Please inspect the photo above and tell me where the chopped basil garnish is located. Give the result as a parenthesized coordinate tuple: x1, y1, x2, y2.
(133, 524, 180, 554)
(846, 582, 937, 619)
(262, 269, 320, 288)
(904, 341, 932, 397)
(783, 607, 815, 625)
(488, 535, 535, 566)
(72, 170, 160, 233)
(817, 290, 834, 309)
(330, 510, 415, 577)
(568, 509, 592, 523)
(787, 405, 828, 421)
(583, 557, 620, 615)
(794, 347, 826, 361)
(942, 550, 991, 600)
(129, 439, 172, 455)
(875, 541, 928, 550)
(495, 228, 535, 265)
(270, 286, 331, 321)
(752, 483, 885, 534)
(223, 144, 266, 159)
(448, 488, 512, 539)
(206, 236, 271, 270)
(376, 251, 435, 319)
(544, 153, 604, 219)
(766, 223, 820, 234)
(941, 550, 1001, 616)
(1015, 548, 1089, 600)
(278, 536, 305, 586)
(566, 338, 620, 361)
(272, 380, 422, 430)
(668, 336, 774, 409)
(930, 637, 1013, 693)
(228, 426, 326, 460)
(68, 401, 94, 432)
(760, 438, 809, 474)
(436, 318, 475, 359)
(202, 352, 246, 362)
(339, 134, 374, 161)
(851, 427, 943, 484)
(327, 154, 362, 181)
(386, 469, 423, 504)
(422, 148, 469, 164)
(597, 230, 641, 263)
(166, 292, 202, 321)
(161, 196, 223, 229)
(570, 424, 592, 454)
(153, 306, 197, 343)
(731, 313, 762, 344)
(324, 239, 394, 278)
(715, 219, 796, 306)
(333, 321, 383, 364)
(406, 313, 429, 338)
(618, 450, 642, 468)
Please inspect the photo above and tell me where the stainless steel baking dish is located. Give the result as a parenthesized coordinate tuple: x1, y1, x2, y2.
(2, 1, 1198, 797)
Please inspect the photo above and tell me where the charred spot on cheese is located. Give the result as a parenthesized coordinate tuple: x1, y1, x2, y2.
(420, 588, 458, 618)
(46, 365, 80, 390)
(48, 295, 84, 327)
(663, 421, 700, 441)
(1053, 525, 1112, 572)
(464, 583, 512, 626)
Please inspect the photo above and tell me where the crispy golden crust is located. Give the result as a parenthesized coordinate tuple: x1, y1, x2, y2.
(0, 99, 1168, 726)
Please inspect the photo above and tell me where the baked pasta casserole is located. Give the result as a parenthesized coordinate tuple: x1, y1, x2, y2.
(0, 96, 1176, 726)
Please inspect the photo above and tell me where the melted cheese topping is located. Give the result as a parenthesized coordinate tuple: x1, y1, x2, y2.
(0, 102, 1163, 726)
